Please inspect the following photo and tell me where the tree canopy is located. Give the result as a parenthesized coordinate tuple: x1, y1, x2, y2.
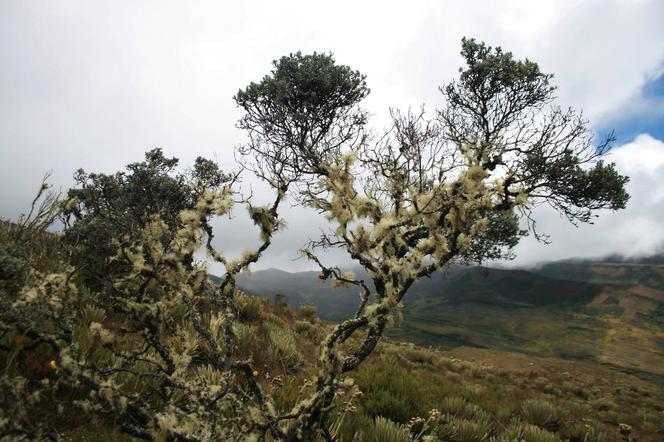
(62, 148, 231, 291)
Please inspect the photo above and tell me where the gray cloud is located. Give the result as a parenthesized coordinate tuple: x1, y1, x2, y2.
(1, 0, 663, 271)
(507, 134, 664, 267)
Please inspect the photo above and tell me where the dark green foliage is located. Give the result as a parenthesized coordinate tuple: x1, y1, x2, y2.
(0, 243, 27, 294)
(445, 37, 555, 140)
(235, 52, 368, 127)
(234, 51, 369, 179)
(440, 37, 629, 240)
(522, 154, 630, 224)
(274, 292, 288, 307)
(461, 210, 525, 262)
(354, 357, 429, 423)
(62, 148, 229, 292)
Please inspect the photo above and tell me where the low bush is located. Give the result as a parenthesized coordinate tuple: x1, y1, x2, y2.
(521, 398, 559, 431)
(368, 416, 411, 442)
(236, 291, 264, 321)
(266, 323, 302, 369)
(434, 416, 492, 442)
(297, 304, 317, 322)
(500, 422, 561, 442)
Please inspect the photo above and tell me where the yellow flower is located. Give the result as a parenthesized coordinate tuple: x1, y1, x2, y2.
(252, 370, 259, 377)
(49, 360, 57, 370)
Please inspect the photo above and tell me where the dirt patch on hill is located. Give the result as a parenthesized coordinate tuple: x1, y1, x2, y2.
(444, 346, 661, 389)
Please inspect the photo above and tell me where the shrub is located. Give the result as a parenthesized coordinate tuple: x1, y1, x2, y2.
(368, 417, 411, 442)
(233, 323, 257, 356)
(494, 406, 514, 425)
(500, 422, 561, 442)
(294, 320, 313, 334)
(434, 417, 492, 442)
(521, 399, 559, 431)
(403, 347, 436, 365)
(264, 313, 286, 327)
(62, 149, 229, 292)
(266, 324, 302, 369)
(533, 376, 549, 389)
(0, 37, 631, 441)
(293, 320, 323, 342)
(297, 304, 317, 321)
(561, 421, 606, 442)
(590, 397, 614, 412)
(236, 291, 264, 321)
(355, 357, 429, 424)
(436, 356, 460, 372)
(461, 383, 486, 401)
(440, 397, 469, 417)
(0, 243, 28, 294)
(194, 364, 226, 386)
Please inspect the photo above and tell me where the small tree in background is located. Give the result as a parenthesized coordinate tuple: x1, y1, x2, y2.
(62, 148, 232, 292)
(1, 40, 628, 441)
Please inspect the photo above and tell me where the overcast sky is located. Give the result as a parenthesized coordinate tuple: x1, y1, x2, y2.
(1, 0, 663, 272)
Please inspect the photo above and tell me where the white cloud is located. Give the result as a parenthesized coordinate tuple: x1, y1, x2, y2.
(509, 134, 664, 266)
(1, 0, 663, 270)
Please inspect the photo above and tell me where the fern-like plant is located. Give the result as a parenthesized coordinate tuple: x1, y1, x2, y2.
(521, 399, 559, 431)
(369, 416, 411, 442)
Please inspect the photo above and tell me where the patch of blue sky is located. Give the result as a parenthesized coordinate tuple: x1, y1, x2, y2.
(596, 72, 664, 145)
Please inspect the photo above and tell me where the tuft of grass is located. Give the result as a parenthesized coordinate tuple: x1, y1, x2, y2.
(293, 320, 324, 342)
(402, 346, 436, 365)
(354, 356, 430, 424)
(560, 421, 606, 442)
(441, 396, 473, 418)
(434, 416, 492, 442)
(266, 323, 302, 369)
(233, 323, 258, 357)
(236, 292, 264, 322)
(368, 416, 411, 442)
(81, 304, 106, 324)
(590, 396, 614, 412)
(499, 422, 561, 442)
(521, 398, 559, 431)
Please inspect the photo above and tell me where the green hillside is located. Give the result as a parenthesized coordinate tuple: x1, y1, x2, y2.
(533, 259, 664, 290)
(236, 261, 664, 383)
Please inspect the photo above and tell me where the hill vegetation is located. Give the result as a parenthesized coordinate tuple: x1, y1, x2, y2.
(0, 38, 636, 441)
(2, 186, 663, 441)
(237, 261, 664, 383)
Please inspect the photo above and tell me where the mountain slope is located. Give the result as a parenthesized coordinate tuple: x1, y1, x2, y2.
(232, 259, 664, 382)
(533, 259, 664, 290)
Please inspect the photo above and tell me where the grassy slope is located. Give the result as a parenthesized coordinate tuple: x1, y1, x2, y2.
(340, 339, 664, 441)
(393, 265, 664, 383)
(236, 263, 664, 383)
(6, 285, 664, 441)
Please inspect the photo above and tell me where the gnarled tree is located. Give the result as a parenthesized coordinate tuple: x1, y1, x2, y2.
(234, 39, 628, 438)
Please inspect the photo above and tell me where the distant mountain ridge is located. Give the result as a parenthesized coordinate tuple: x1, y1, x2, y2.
(532, 258, 664, 289)
(226, 255, 664, 381)
(233, 260, 632, 319)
